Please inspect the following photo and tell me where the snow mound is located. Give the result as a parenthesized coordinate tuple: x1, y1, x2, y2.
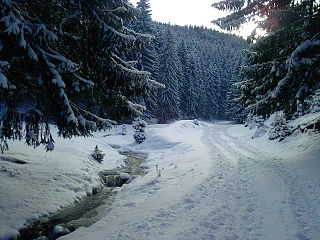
(119, 173, 130, 180)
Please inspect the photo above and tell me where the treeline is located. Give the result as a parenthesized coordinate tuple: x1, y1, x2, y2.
(130, 0, 247, 123)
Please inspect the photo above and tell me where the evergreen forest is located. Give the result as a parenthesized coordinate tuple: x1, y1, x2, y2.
(0, 0, 319, 150)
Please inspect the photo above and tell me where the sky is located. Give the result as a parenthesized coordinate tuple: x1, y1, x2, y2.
(129, 0, 255, 38)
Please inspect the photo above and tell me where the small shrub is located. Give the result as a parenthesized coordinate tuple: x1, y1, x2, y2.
(245, 114, 265, 130)
(91, 145, 105, 163)
(133, 131, 146, 143)
(193, 119, 199, 125)
(120, 124, 127, 135)
(133, 118, 147, 144)
(268, 114, 292, 141)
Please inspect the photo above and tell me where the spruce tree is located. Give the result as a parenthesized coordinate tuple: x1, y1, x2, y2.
(151, 23, 246, 122)
(226, 58, 247, 123)
(131, 0, 157, 74)
(130, 0, 163, 119)
(183, 49, 202, 119)
(177, 40, 190, 118)
(0, 0, 162, 150)
(213, 0, 320, 119)
(156, 27, 181, 123)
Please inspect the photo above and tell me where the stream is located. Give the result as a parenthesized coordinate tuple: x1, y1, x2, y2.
(12, 151, 147, 240)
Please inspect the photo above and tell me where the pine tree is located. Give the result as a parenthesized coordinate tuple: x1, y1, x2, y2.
(306, 89, 320, 113)
(131, 0, 157, 74)
(204, 62, 220, 119)
(226, 57, 247, 123)
(213, 0, 320, 119)
(0, 0, 162, 150)
(155, 27, 181, 123)
(177, 40, 190, 118)
(149, 23, 246, 122)
(133, 118, 147, 143)
(268, 113, 292, 141)
(130, 0, 163, 119)
(91, 145, 105, 163)
(183, 48, 202, 119)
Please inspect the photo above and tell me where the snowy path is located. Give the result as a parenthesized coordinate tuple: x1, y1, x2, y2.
(198, 124, 301, 240)
(61, 122, 320, 240)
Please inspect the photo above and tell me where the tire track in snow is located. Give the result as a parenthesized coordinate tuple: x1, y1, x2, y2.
(201, 124, 304, 240)
(219, 124, 320, 240)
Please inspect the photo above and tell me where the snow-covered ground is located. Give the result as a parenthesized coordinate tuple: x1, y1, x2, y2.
(1, 119, 320, 240)
(0, 125, 126, 240)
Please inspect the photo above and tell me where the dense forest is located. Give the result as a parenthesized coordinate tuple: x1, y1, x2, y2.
(129, 18, 247, 123)
(0, 0, 319, 151)
(0, 0, 247, 151)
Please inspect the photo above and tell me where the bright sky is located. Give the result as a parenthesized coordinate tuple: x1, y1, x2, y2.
(129, 0, 256, 38)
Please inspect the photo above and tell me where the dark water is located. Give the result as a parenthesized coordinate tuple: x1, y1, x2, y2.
(12, 151, 147, 240)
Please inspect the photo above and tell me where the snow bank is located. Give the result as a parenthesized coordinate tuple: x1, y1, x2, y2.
(289, 112, 320, 129)
(0, 126, 124, 240)
(226, 113, 320, 163)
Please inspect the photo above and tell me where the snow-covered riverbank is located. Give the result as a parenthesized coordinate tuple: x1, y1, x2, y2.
(1, 119, 319, 240)
(0, 125, 125, 239)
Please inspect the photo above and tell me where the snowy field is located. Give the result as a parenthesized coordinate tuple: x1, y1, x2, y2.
(1, 118, 320, 240)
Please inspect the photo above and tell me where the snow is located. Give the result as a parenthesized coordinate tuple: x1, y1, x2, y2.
(50, 68, 65, 88)
(0, 61, 9, 68)
(73, 74, 94, 87)
(27, 46, 38, 61)
(119, 173, 130, 180)
(53, 225, 65, 235)
(0, 126, 124, 240)
(60, 119, 319, 240)
(1, 119, 320, 240)
(4, 13, 20, 36)
(46, 30, 58, 42)
(290, 40, 320, 62)
(52, 225, 70, 238)
(46, 53, 75, 70)
(289, 111, 320, 128)
(0, 62, 9, 89)
(36, 24, 46, 35)
(126, 100, 146, 116)
(224, 122, 320, 239)
(19, 29, 26, 49)
(0, 72, 8, 89)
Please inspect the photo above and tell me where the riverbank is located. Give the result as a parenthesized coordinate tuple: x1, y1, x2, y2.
(14, 150, 148, 240)
(0, 125, 128, 240)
